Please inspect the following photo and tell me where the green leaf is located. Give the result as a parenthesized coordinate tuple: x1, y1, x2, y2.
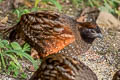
(114, 0, 120, 4)
(22, 9, 30, 14)
(0, 39, 38, 78)
(5, 49, 23, 58)
(10, 42, 22, 50)
(0, 39, 9, 48)
(20, 52, 38, 69)
(2, 40, 10, 49)
(88, 0, 94, 7)
(0, 52, 6, 69)
(8, 62, 19, 77)
(2, 40, 9, 45)
(35, 0, 40, 7)
(50, 0, 62, 12)
(31, 7, 39, 12)
(14, 9, 20, 18)
(115, 9, 120, 16)
(0, 41, 4, 48)
(21, 73, 27, 79)
(6, 54, 22, 68)
(13, 70, 19, 77)
(22, 43, 30, 52)
(0, 0, 3, 3)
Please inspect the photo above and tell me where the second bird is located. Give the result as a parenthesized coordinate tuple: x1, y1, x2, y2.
(8, 11, 102, 59)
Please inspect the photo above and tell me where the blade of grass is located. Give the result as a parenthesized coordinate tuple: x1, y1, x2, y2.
(0, 52, 6, 69)
(22, 43, 30, 52)
(20, 52, 38, 69)
(35, 0, 40, 7)
(11, 42, 22, 50)
(50, 0, 62, 12)
(88, 0, 94, 7)
(6, 54, 22, 69)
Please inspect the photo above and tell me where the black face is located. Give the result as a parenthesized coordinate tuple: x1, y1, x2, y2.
(80, 25, 103, 44)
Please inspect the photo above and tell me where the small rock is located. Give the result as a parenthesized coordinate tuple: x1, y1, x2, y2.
(97, 11, 120, 30)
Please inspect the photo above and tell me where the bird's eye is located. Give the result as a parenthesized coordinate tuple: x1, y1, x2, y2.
(88, 18, 93, 22)
(90, 29, 96, 33)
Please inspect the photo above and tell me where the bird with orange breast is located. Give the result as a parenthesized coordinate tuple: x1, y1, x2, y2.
(7, 11, 102, 59)
(1, 10, 102, 80)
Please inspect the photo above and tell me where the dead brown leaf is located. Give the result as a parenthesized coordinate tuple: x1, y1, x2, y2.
(0, 15, 8, 24)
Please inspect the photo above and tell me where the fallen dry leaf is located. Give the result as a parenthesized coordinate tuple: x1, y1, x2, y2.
(0, 15, 8, 24)
(0, 10, 2, 14)
(13, 0, 32, 8)
(31, 48, 40, 59)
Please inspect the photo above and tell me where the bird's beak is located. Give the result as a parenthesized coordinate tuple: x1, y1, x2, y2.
(96, 33, 103, 39)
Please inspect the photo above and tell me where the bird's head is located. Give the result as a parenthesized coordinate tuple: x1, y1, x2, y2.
(78, 22, 103, 43)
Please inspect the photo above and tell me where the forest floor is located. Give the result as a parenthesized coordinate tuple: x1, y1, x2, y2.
(0, 0, 120, 80)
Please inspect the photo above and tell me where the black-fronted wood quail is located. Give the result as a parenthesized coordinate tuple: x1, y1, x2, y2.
(30, 53, 98, 80)
(8, 11, 102, 59)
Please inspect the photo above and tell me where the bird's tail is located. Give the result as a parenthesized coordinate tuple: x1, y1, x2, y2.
(0, 23, 19, 41)
(8, 25, 17, 41)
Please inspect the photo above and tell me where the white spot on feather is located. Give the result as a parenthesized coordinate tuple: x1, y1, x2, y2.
(61, 34, 73, 38)
(53, 27, 64, 33)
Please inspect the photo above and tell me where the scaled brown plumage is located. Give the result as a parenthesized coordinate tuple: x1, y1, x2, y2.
(28, 10, 102, 80)
(112, 70, 120, 80)
(8, 11, 102, 59)
(5, 10, 102, 80)
(30, 53, 98, 80)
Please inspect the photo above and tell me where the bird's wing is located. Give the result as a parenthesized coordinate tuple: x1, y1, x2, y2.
(19, 11, 75, 57)
(30, 53, 98, 80)
(30, 54, 80, 80)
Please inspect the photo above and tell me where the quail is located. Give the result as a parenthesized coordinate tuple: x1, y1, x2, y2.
(30, 53, 98, 80)
(8, 11, 102, 59)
